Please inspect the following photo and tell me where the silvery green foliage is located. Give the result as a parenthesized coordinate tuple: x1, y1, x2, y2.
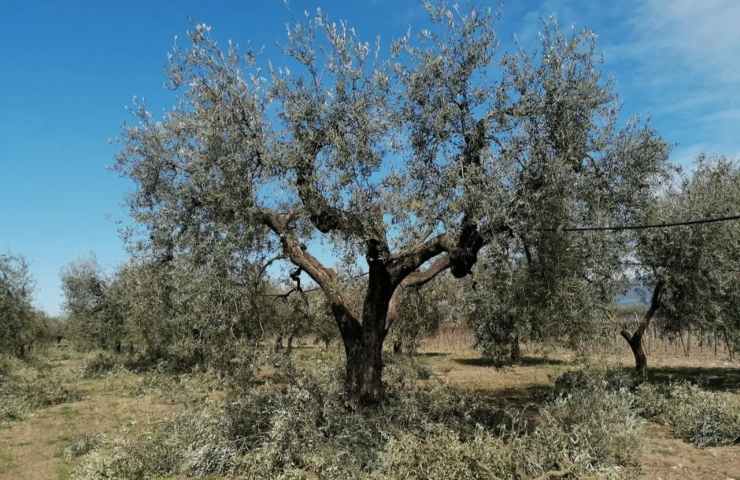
(0, 254, 39, 357)
(635, 382, 740, 447)
(112, 254, 269, 371)
(62, 251, 271, 371)
(636, 156, 740, 349)
(388, 280, 445, 354)
(71, 358, 644, 480)
(61, 257, 126, 352)
(115, 3, 669, 393)
(0, 356, 82, 424)
(466, 21, 670, 360)
(468, 229, 623, 360)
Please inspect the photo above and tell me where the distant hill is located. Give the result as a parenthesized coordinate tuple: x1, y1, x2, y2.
(616, 284, 650, 305)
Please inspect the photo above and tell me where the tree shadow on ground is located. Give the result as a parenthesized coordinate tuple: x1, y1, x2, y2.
(480, 384, 554, 408)
(452, 355, 571, 368)
(646, 366, 740, 392)
(468, 384, 554, 432)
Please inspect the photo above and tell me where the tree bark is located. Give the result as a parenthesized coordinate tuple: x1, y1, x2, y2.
(621, 280, 664, 376)
(510, 335, 521, 363)
(621, 330, 648, 374)
(344, 329, 385, 406)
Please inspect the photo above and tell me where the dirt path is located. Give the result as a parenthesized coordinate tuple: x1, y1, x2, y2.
(640, 424, 740, 480)
(0, 395, 169, 480)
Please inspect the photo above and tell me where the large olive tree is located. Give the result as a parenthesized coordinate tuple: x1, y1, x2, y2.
(116, 4, 668, 404)
(626, 156, 740, 373)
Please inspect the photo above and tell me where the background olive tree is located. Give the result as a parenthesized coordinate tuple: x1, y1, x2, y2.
(461, 19, 669, 364)
(61, 257, 126, 352)
(61, 253, 272, 372)
(625, 156, 740, 373)
(115, 3, 669, 404)
(0, 253, 42, 358)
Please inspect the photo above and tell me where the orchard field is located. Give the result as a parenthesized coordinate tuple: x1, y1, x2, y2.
(1, 330, 739, 480)
(2, 2, 740, 479)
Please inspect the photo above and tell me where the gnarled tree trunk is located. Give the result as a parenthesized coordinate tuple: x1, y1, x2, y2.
(621, 280, 664, 376)
(621, 329, 648, 373)
(344, 330, 385, 405)
(341, 261, 394, 405)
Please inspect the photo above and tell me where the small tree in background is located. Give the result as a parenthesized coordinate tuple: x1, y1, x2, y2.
(61, 252, 271, 371)
(627, 156, 740, 373)
(61, 257, 126, 352)
(0, 253, 38, 358)
(468, 224, 627, 363)
(388, 283, 443, 355)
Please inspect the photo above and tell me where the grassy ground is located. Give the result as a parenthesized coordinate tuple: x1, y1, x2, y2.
(417, 331, 740, 479)
(0, 348, 179, 480)
(1, 337, 738, 480)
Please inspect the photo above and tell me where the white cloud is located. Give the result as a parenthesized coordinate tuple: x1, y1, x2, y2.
(628, 0, 740, 84)
(513, 1, 740, 161)
(606, 0, 740, 157)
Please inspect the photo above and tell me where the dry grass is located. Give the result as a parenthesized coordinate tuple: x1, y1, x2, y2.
(417, 327, 740, 480)
(1, 334, 739, 480)
(0, 348, 179, 480)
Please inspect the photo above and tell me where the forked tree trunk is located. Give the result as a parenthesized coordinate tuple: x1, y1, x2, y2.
(621, 330, 648, 373)
(621, 280, 664, 377)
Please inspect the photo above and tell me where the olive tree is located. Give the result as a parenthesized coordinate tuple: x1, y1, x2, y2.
(626, 156, 740, 373)
(468, 214, 629, 362)
(460, 20, 668, 363)
(116, 4, 668, 404)
(61, 257, 127, 352)
(0, 253, 37, 357)
(387, 284, 443, 355)
(61, 246, 270, 367)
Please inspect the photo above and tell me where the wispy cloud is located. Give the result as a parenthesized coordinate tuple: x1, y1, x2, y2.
(627, 0, 740, 84)
(619, 0, 740, 159)
(515, 0, 740, 161)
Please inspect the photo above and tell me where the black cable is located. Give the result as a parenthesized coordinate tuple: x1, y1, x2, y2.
(546, 214, 740, 232)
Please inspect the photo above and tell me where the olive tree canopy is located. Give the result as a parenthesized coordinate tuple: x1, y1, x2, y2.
(116, 3, 669, 404)
(0, 254, 37, 357)
(626, 156, 740, 372)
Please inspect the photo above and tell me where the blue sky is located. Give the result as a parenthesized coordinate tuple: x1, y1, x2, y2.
(1, 0, 739, 315)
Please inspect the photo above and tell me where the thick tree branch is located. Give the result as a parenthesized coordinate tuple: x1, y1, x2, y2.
(256, 208, 361, 333)
(386, 255, 451, 332)
(293, 141, 390, 262)
(389, 234, 453, 283)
